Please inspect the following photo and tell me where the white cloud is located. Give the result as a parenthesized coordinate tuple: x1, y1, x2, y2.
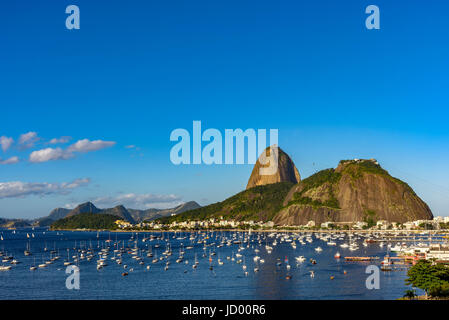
(67, 139, 116, 153)
(19, 131, 39, 149)
(29, 147, 73, 163)
(92, 193, 183, 209)
(49, 136, 71, 144)
(0, 178, 90, 199)
(0, 156, 19, 165)
(0, 136, 14, 152)
(29, 139, 116, 163)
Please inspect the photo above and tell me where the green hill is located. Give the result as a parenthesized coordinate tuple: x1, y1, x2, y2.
(50, 213, 120, 230)
(158, 182, 294, 224)
(274, 159, 433, 225)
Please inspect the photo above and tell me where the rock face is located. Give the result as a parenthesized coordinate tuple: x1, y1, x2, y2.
(48, 208, 71, 220)
(274, 159, 433, 225)
(246, 146, 301, 189)
(101, 205, 136, 224)
(66, 202, 101, 217)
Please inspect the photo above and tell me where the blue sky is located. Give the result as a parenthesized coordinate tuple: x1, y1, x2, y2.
(1, 0, 448, 219)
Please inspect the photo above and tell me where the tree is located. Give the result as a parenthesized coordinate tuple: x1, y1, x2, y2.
(403, 289, 416, 299)
(406, 260, 449, 298)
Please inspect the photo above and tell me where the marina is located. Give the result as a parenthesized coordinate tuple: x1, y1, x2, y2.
(1, 227, 446, 299)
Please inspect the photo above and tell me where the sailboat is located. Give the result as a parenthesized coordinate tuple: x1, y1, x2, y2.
(152, 250, 158, 264)
(64, 249, 72, 266)
(30, 257, 37, 271)
(38, 255, 47, 268)
(24, 241, 32, 256)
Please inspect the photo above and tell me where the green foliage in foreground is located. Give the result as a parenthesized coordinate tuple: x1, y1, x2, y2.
(403, 290, 416, 299)
(51, 213, 119, 230)
(157, 182, 294, 223)
(406, 260, 449, 297)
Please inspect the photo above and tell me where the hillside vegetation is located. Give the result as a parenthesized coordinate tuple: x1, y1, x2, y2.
(158, 182, 294, 224)
(274, 159, 433, 225)
(50, 213, 119, 230)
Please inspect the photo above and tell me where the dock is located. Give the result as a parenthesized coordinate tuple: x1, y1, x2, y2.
(344, 256, 379, 261)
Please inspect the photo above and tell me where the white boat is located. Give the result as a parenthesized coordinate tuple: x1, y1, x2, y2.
(381, 255, 392, 265)
(0, 265, 12, 271)
(315, 247, 323, 252)
(390, 245, 402, 252)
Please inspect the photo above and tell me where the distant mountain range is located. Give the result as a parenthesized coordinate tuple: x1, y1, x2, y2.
(34, 201, 201, 226)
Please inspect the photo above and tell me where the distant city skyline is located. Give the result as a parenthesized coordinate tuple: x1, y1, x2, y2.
(1, 0, 448, 219)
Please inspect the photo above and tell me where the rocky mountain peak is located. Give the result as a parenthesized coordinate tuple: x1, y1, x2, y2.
(246, 146, 301, 189)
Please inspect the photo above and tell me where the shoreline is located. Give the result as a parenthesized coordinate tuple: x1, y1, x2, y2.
(44, 228, 448, 234)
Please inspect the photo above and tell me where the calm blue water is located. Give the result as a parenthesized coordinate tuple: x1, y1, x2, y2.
(0, 228, 418, 300)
